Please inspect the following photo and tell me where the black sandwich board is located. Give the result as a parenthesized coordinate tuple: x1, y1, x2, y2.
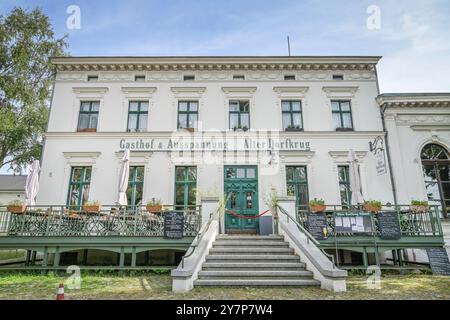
(164, 211, 184, 239)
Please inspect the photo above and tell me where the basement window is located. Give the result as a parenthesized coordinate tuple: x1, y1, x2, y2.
(333, 74, 344, 81)
(183, 75, 195, 81)
(233, 75, 245, 80)
(87, 75, 98, 82)
(135, 75, 146, 82)
(284, 75, 296, 81)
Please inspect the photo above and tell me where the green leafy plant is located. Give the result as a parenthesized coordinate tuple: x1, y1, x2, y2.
(84, 200, 100, 206)
(411, 200, 428, 207)
(364, 200, 382, 207)
(309, 198, 325, 206)
(146, 198, 162, 206)
(7, 200, 25, 206)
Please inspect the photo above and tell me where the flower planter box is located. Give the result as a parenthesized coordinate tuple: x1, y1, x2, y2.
(410, 205, 429, 214)
(83, 205, 101, 213)
(7, 205, 27, 214)
(146, 205, 162, 213)
(309, 204, 326, 213)
(363, 204, 381, 213)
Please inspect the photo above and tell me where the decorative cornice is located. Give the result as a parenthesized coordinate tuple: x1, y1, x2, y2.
(328, 151, 368, 162)
(53, 57, 379, 72)
(377, 94, 450, 108)
(72, 87, 109, 95)
(322, 86, 359, 98)
(222, 87, 257, 94)
(121, 87, 157, 95)
(273, 86, 309, 94)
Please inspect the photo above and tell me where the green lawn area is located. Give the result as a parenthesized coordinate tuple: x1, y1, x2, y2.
(0, 272, 448, 300)
(0, 250, 25, 261)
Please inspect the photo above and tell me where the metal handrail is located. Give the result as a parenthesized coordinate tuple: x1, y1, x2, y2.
(277, 205, 336, 268)
(181, 203, 223, 268)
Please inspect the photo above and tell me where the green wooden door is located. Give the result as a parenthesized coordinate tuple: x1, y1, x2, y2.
(224, 166, 259, 234)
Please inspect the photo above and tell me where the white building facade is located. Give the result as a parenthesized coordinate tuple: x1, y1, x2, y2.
(37, 56, 399, 234)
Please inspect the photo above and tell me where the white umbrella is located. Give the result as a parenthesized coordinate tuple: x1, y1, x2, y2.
(25, 160, 40, 206)
(115, 149, 130, 206)
(348, 150, 364, 205)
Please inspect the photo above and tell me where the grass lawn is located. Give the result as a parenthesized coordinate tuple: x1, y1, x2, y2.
(0, 250, 25, 261)
(0, 272, 448, 300)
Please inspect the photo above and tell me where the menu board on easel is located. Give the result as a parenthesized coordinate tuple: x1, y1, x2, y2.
(306, 213, 328, 240)
(377, 211, 401, 240)
(164, 211, 184, 239)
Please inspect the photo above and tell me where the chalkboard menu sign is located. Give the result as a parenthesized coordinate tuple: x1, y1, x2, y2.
(164, 211, 184, 239)
(427, 248, 450, 276)
(377, 211, 402, 240)
(334, 212, 373, 233)
(307, 213, 328, 240)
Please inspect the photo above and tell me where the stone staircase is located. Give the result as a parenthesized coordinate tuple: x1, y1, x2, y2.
(194, 234, 320, 287)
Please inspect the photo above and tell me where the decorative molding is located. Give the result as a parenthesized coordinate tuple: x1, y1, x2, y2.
(222, 87, 257, 95)
(280, 151, 315, 163)
(273, 86, 309, 98)
(63, 152, 101, 165)
(72, 87, 108, 99)
(170, 87, 206, 98)
(377, 94, 450, 108)
(328, 151, 367, 163)
(121, 87, 157, 99)
(322, 86, 359, 99)
(396, 114, 450, 125)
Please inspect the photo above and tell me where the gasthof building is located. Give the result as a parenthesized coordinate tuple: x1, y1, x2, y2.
(1, 56, 449, 291)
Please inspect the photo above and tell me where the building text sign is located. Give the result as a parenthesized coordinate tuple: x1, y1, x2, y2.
(119, 137, 311, 152)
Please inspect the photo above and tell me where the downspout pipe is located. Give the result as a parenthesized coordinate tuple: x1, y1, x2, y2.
(374, 64, 398, 204)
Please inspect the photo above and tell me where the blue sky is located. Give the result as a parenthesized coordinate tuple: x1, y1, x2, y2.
(1, 0, 449, 92)
(1, 0, 449, 174)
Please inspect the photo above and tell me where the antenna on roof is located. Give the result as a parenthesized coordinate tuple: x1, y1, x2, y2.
(287, 36, 291, 56)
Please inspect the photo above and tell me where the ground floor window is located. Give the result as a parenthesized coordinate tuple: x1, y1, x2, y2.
(286, 166, 309, 209)
(421, 143, 450, 217)
(338, 165, 352, 208)
(175, 166, 197, 209)
(126, 166, 144, 207)
(67, 166, 92, 207)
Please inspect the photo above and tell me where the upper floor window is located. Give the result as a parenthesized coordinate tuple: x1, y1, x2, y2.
(135, 75, 145, 82)
(127, 101, 148, 132)
(178, 101, 198, 130)
(284, 75, 296, 81)
(333, 74, 344, 81)
(233, 75, 245, 80)
(229, 100, 250, 131)
(77, 101, 99, 132)
(87, 75, 98, 82)
(183, 75, 195, 81)
(282, 100, 303, 131)
(331, 100, 353, 131)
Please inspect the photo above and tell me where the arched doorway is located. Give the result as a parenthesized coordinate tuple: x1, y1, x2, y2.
(421, 143, 450, 218)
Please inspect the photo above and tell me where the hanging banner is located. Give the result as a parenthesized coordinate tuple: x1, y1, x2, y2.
(375, 149, 387, 176)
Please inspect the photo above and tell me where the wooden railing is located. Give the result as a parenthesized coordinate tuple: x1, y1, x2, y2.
(0, 205, 201, 237)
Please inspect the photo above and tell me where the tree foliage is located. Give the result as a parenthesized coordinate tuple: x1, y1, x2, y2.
(0, 7, 67, 172)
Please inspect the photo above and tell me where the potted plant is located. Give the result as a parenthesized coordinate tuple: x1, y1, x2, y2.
(7, 200, 27, 214)
(309, 198, 326, 213)
(363, 200, 382, 213)
(83, 200, 102, 213)
(233, 125, 249, 132)
(286, 124, 303, 131)
(146, 198, 163, 213)
(184, 127, 195, 133)
(410, 200, 429, 214)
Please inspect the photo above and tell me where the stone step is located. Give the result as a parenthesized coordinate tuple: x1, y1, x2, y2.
(198, 270, 314, 278)
(202, 262, 307, 270)
(194, 279, 321, 287)
(206, 254, 300, 263)
(209, 247, 295, 255)
(213, 241, 289, 247)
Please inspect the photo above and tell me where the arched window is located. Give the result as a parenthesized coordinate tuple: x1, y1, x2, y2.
(421, 144, 450, 218)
